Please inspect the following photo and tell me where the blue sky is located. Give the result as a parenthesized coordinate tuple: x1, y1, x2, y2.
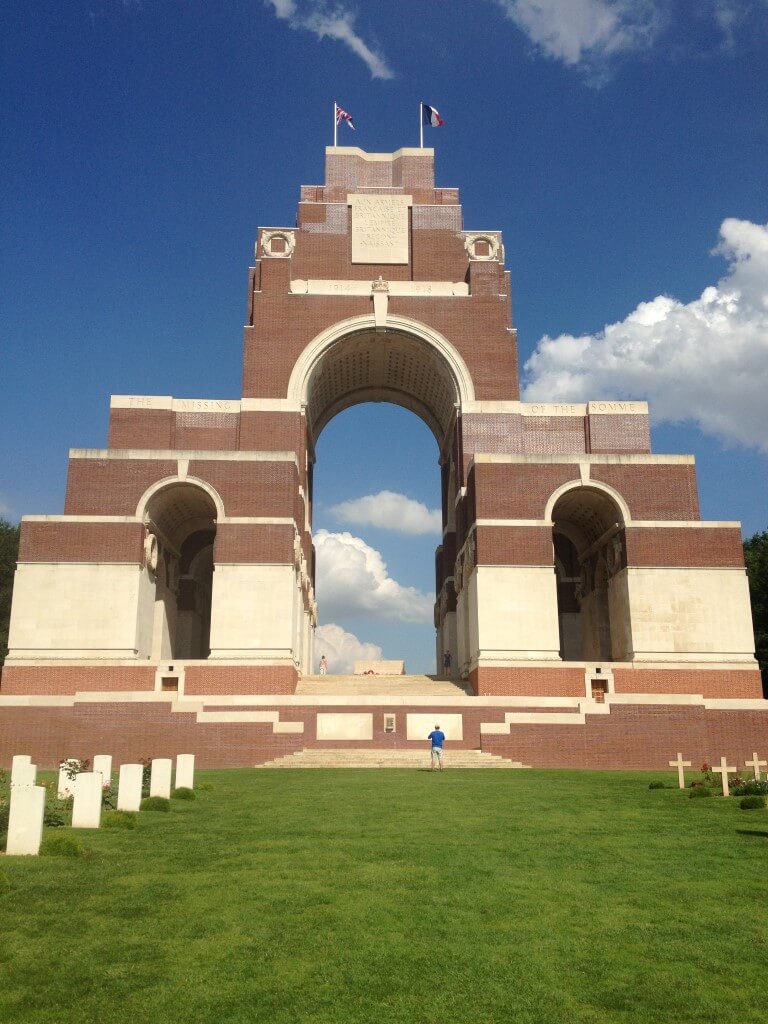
(2, 0, 767, 673)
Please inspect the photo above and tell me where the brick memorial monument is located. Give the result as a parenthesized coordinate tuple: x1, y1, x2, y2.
(1, 146, 765, 767)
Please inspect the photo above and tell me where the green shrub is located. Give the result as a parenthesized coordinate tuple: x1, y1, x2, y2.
(739, 795, 766, 810)
(0, 870, 10, 895)
(733, 779, 768, 797)
(40, 833, 86, 858)
(0, 799, 9, 847)
(689, 786, 713, 799)
(648, 780, 667, 790)
(172, 787, 195, 800)
(140, 796, 171, 812)
(197, 782, 214, 792)
(102, 811, 138, 829)
(44, 802, 68, 828)
(140, 758, 153, 796)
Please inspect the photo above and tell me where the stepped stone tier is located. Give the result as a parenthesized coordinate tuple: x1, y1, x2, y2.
(1, 146, 765, 768)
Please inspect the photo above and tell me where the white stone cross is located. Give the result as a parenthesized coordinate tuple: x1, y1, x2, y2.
(745, 752, 767, 781)
(711, 756, 738, 797)
(668, 752, 692, 789)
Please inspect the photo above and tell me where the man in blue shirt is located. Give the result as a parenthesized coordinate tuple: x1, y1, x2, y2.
(428, 724, 446, 771)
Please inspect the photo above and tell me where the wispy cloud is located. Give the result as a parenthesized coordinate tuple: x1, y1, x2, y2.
(523, 218, 768, 453)
(491, 0, 767, 76)
(264, 1, 394, 79)
(492, 0, 664, 70)
(330, 491, 442, 536)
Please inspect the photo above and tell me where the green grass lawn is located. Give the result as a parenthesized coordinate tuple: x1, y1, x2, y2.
(2, 768, 767, 1024)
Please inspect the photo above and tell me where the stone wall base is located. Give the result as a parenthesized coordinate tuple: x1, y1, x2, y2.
(1, 696, 767, 770)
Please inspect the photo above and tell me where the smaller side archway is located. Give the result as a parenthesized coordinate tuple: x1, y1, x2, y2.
(140, 481, 218, 660)
(549, 484, 633, 662)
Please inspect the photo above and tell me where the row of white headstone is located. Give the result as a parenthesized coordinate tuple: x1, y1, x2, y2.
(6, 753, 195, 857)
(668, 751, 766, 795)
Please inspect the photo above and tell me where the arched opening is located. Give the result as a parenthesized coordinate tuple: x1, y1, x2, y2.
(143, 482, 217, 660)
(298, 321, 465, 677)
(551, 486, 632, 662)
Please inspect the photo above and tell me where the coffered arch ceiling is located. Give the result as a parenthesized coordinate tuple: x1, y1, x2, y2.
(551, 487, 625, 553)
(306, 327, 460, 449)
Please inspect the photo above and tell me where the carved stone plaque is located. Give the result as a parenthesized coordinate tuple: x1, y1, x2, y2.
(348, 194, 411, 264)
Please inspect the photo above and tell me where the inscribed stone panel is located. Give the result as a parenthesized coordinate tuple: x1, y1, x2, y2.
(348, 194, 411, 264)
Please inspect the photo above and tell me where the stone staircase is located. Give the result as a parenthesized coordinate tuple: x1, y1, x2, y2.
(257, 748, 530, 769)
(296, 673, 473, 697)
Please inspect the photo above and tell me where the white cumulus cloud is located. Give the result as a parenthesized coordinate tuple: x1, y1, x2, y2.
(330, 490, 442, 535)
(522, 218, 768, 452)
(493, 0, 664, 67)
(314, 529, 434, 623)
(263, 1, 394, 79)
(314, 622, 382, 674)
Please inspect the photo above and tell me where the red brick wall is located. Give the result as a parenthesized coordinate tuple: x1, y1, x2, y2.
(18, 521, 145, 564)
(482, 703, 768, 770)
(0, 665, 156, 694)
(624, 526, 745, 567)
(183, 665, 297, 695)
(172, 412, 239, 450)
(588, 413, 651, 454)
(215, 524, 295, 564)
(475, 525, 554, 566)
(187, 459, 297, 517)
(591, 464, 700, 520)
(612, 667, 762, 699)
(472, 463, 573, 520)
(108, 409, 173, 449)
(473, 666, 586, 696)
(239, 411, 304, 453)
(65, 459, 177, 515)
(4, 697, 766, 769)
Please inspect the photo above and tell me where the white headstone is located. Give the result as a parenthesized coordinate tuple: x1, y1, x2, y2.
(712, 756, 738, 797)
(668, 752, 692, 790)
(117, 764, 144, 812)
(150, 758, 173, 798)
(12, 761, 37, 787)
(93, 754, 113, 788)
(57, 767, 75, 799)
(175, 754, 195, 790)
(71, 772, 103, 828)
(11, 755, 33, 785)
(6, 785, 46, 856)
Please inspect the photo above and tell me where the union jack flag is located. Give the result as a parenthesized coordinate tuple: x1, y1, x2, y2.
(335, 104, 355, 130)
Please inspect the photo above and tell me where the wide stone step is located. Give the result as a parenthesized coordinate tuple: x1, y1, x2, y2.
(257, 748, 530, 769)
(296, 674, 472, 697)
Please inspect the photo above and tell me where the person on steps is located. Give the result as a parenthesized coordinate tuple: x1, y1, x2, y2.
(428, 724, 446, 771)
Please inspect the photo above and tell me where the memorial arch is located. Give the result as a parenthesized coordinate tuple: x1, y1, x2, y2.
(2, 144, 762, 770)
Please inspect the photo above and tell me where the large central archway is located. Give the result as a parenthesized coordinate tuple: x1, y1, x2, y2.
(293, 316, 474, 676)
(289, 314, 475, 451)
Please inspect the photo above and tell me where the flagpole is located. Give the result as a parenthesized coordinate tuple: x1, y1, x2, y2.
(333, 103, 338, 147)
(419, 103, 423, 149)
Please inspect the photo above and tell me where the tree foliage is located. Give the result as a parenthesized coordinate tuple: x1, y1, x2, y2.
(0, 520, 20, 663)
(744, 530, 768, 697)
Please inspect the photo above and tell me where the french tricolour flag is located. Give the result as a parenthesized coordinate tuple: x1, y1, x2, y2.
(422, 103, 444, 127)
